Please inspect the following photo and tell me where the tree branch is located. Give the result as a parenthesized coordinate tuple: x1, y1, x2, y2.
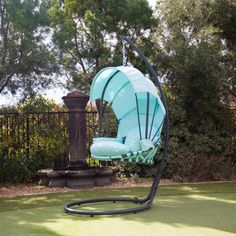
(0, 74, 13, 94)
(1, 2, 9, 65)
(74, 29, 87, 74)
(225, 86, 236, 98)
(64, 48, 87, 73)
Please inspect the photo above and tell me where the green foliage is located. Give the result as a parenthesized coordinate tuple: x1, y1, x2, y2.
(0, 0, 58, 98)
(48, 0, 158, 91)
(163, 92, 236, 181)
(130, 173, 140, 183)
(157, 0, 236, 100)
(0, 97, 68, 182)
(2, 154, 40, 183)
(18, 95, 63, 113)
(139, 0, 236, 180)
(115, 93, 235, 181)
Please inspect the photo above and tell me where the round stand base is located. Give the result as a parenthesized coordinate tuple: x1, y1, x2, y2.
(64, 197, 151, 216)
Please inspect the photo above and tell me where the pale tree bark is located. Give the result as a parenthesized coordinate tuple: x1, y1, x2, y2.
(0, 74, 13, 93)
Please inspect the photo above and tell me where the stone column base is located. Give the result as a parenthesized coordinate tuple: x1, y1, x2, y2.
(37, 167, 115, 189)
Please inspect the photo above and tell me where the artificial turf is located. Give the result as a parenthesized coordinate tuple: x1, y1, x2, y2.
(0, 182, 235, 236)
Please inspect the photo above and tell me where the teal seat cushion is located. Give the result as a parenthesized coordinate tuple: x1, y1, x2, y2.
(90, 141, 130, 156)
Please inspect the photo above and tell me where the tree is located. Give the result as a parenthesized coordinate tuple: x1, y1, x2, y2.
(149, 0, 236, 179)
(155, 0, 235, 129)
(48, 0, 158, 91)
(0, 0, 58, 98)
(156, 0, 236, 100)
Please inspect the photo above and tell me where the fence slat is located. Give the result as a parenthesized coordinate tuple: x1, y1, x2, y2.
(0, 111, 99, 175)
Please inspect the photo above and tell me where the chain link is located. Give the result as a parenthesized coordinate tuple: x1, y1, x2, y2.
(122, 40, 126, 66)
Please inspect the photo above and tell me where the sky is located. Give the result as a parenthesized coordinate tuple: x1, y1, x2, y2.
(0, 0, 157, 107)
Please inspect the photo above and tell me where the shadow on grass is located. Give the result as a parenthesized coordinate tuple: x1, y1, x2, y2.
(0, 182, 235, 235)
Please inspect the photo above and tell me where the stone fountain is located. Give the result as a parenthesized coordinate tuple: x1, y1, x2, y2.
(37, 91, 114, 189)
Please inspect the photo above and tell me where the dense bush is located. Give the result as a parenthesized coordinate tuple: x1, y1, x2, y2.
(115, 83, 236, 181)
(0, 96, 68, 183)
(2, 155, 41, 183)
(0, 95, 235, 183)
(163, 95, 236, 181)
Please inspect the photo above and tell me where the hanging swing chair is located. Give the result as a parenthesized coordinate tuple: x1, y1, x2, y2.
(64, 37, 169, 216)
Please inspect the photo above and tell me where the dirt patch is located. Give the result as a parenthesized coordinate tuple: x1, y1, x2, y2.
(0, 183, 71, 198)
(0, 178, 175, 198)
(1, 177, 235, 198)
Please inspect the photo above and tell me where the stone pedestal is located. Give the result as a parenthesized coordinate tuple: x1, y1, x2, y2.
(62, 91, 89, 170)
(37, 90, 114, 189)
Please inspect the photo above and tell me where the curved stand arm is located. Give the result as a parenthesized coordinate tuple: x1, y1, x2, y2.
(122, 36, 170, 202)
(122, 37, 167, 107)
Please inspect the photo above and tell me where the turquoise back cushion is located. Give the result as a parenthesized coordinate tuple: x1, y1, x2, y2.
(140, 139, 155, 151)
(124, 128, 141, 152)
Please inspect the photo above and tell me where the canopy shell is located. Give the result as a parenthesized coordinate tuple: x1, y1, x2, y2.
(90, 66, 166, 141)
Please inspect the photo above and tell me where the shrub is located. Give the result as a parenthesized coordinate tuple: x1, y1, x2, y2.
(114, 89, 236, 181)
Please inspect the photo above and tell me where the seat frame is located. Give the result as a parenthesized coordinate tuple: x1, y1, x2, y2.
(64, 37, 170, 216)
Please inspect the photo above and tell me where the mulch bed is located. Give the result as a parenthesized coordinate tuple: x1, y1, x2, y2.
(0, 178, 175, 198)
(1, 177, 235, 198)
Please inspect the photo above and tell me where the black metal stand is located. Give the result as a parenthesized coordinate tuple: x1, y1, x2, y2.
(64, 197, 151, 216)
(64, 37, 170, 216)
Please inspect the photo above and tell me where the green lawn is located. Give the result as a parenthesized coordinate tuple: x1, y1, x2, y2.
(0, 182, 236, 236)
